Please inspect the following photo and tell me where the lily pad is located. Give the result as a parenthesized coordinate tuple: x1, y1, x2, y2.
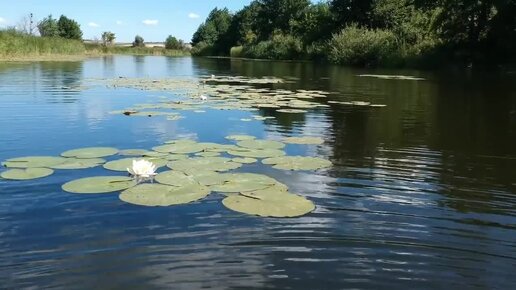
(209, 173, 280, 193)
(155, 170, 197, 187)
(1, 168, 54, 180)
(222, 190, 315, 218)
(283, 136, 324, 145)
(168, 157, 241, 173)
(227, 148, 285, 158)
(62, 176, 136, 194)
(195, 151, 221, 157)
(61, 147, 118, 158)
(262, 156, 332, 170)
(237, 139, 285, 150)
(276, 109, 307, 113)
(152, 143, 207, 154)
(119, 149, 150, 156)
(231, 157, 258, 164)
(225, 134, 256, 141)
(50, 158, 105, 169)
(2, 156, 67, 168)
(119, 183, 210, 206)
(143, 151, 169, 158)
(103, 157, 167, 172)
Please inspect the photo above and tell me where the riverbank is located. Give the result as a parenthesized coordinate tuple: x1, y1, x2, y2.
(0, 30, 190, 62)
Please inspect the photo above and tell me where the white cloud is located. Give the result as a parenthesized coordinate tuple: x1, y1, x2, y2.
(0, 17, 6, 24)
(188, 13, 200, 19)
(116, 20, 123, 25)
(88, 22, 100, 28)
(142, 19, 158, 26)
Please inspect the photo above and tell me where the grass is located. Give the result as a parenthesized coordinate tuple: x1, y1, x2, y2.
(0, 29, 85, 60)
(85, 44, 190, 57)
(0, 29, 190, 61)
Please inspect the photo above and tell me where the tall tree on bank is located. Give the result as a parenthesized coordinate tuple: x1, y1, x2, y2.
(255, 0, 310, 40)
(38, 15, 59, 37)
(57, 15, 82, 40)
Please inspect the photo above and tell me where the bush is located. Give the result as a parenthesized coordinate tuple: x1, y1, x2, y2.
(57, 15, 82, 40)
(191, 41, 214, 56)
(133, 35, 144, 47)
(327, 24, 400, 66)
(243, 34, 303, 60)
(165, 35, 184, 50)
(230, 46, 243, 57)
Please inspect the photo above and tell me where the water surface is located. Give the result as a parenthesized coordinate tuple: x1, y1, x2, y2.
(1, 56, 515, 289)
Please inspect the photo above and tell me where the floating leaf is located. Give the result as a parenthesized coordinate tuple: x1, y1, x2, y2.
(155, 170, 197, 187)
(2, 156, 67, 168)
(222, 190, 315, 217)
(103, 157, 167, 172)
(209, 173, 280, 193)
(1, 168, 54, 180)
(143, 151, 169, 158)
(262, 156, 332, 170)
(119, 183, 210, 206)
(62, 176, 136, 194)
(195, 151, 221, 157)
(165, 154, 189, 161)
(225, 134, 256, 141)
(237, 139, 285, 150)
(119, 149, 151, 156)
(276, 109, 307, 113)
(283, 136, 324, 145)
(240, 118, 252, 122)
(152, 143, 207, 154)
(227, 148, 285, 158)
(231, 157, 258, 164)
(50, 158, 105, 169)
(168, 157, 241, 173)
(61, 147, 118, 158)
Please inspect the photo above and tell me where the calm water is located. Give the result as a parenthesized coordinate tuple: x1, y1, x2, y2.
(0, 56, 515, 289)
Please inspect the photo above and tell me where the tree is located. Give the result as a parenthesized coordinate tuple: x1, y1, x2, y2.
(256, 0, 310, 40)
(191, 8, 233, 54)
(38, 15, 59, 37)
(133, 35, 145, 47)
(330, 0, 375, 29)
(57, 15, 82, 40)
(165, 35, 184, 49)
(17, 13, 37, 35)
(101, 31, 116, 46)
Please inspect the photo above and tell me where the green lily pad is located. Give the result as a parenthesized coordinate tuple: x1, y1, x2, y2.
(282, 137, 324, 145)
(168, 157, 241, 173)
(50, 158, 105, 169)
(119, 183, 210, 206)
(2, 156, 67, 168)
(164, 139, 197, 145)
(222, 190, 315, 217)
(143, 151, 169, 158)
(1, 168, 54, 180)
(225, 134, 256, 141)
(227, 148, 285, 158)
(155, 170, 197, 187)
(262, 156, 332, 170)
(195, 151, 221, 157)
(209, 173, 280, 193)
(237, 139, 285, 150)
(103, 157, 167, 172)
(276, 109, 307, 113)
(231, 157, 258, 164)
(62, 176, 136, 194)
(165, 154, 189, 161)
(119, 149, 150, 156)
(61, 147, 118, 158)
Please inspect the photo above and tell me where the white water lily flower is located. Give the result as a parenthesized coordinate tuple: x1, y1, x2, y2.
(127, 159, 157, 179)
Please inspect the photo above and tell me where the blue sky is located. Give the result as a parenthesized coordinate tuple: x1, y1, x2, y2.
(0, 0, 253, 42)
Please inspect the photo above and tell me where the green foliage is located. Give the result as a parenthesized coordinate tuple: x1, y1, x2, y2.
(101, 31, 116, 46)
(37, 15, 59, 37)
(327, 24, 399, 66)
(133, 35, 144, 47)
(57, 15, 82, 40)
(165, 35, 184, 50)
(191, 8, 233, 55)
(230, 46, 244, 57)
(0, 29, 85, 57)
(244, 33, 303, 60)
(191, 41, 214, 56)
(255, 0, 310, 40)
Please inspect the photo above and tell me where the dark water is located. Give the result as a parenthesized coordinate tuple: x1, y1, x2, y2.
(0, 56, 515, 289)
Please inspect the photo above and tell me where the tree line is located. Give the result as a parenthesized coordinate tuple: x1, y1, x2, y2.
(190, 0, 516, 67)
(16, 14, 188, 50)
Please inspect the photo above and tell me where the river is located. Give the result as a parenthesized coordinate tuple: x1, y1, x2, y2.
(0, 56, 515, 289)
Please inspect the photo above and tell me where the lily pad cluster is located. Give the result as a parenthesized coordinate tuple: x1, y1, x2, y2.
(1, 137, 331, 218)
